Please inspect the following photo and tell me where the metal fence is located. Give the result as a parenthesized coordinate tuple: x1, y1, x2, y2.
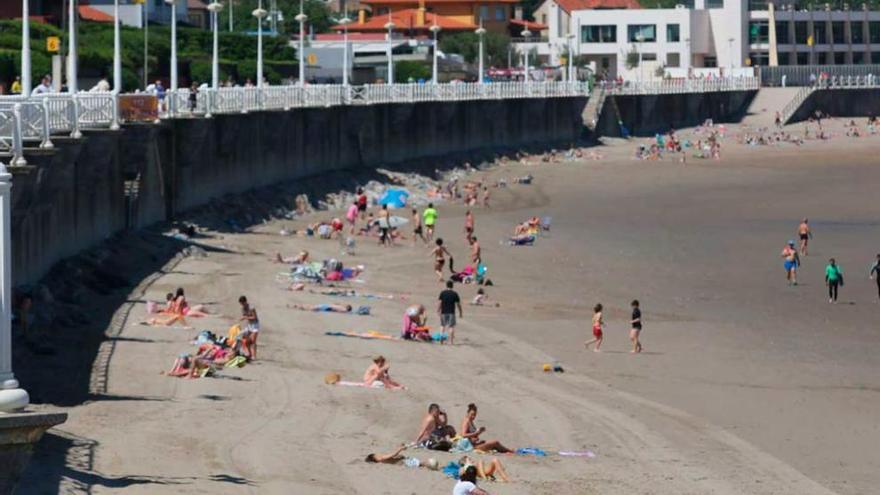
(759, 65, 880, 87)
(604, 77, 760, 95)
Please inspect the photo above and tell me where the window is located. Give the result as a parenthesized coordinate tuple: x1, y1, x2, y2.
(832, 21, 845, 44)
(581, 25, 617, 43)
(817, 52, 829, 64)
(813, 23, 826, 44)
(479, 5, 489, 20)
(703, 56, 717, 67)
(494, 6, 505, 21)
(853, 51, 865, 64)
(749, 21, 768, 44)
(748, 52, 769, 66)
(748, 0, 767, 10)
(376, 7, 389, 15)
(872, 52, 880, 64)
(778, 52, 790, 65)
(794, 21, 809, 44)
(872, 22, 880, 44)
(796, 52, 809, 65)
(834, 52, 845, 64)
(642, 53, 657, 61)
(706, 0, 723, 8)
(775, 21, 789, 44)
(627, 24, 656, 42)
(666, 52, 680, 67)
(666, 24, 680, 42)
(852, 22, 864, 44)
(541, 14, 547, 25)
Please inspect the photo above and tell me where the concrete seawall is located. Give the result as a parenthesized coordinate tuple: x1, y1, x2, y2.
(788, 88, 880, 123)
(596, 90, 757, 137)
(11, 97, 586, 287)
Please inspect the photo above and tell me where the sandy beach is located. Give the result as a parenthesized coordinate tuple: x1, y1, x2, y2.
(20, 118, 880, 494)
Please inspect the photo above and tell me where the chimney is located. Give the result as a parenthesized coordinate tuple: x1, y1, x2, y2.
(514, 6, 523, 20)
(417, 0, 426, 26)
(358, 8, 366, 23)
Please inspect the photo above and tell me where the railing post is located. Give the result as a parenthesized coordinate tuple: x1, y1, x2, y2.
(11, 105, 26, 167)
(110, 93, 120, 130)
(40, 98, 54, 149)
(71, 96, 82, 139)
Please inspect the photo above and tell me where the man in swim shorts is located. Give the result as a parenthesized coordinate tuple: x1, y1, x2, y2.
(797, 218, 812, 256)
(781, 240, 800, 286)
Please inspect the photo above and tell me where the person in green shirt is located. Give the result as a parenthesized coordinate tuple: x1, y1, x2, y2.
(825, 258, 843, 303)
(422, 203, 438, 242)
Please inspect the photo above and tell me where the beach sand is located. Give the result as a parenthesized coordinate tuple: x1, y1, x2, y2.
(21, 119, 880, 494)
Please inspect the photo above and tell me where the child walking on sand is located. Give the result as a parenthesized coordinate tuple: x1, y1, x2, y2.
(584, 304, 604, 352)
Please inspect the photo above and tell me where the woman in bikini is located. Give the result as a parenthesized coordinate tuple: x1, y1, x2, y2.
(430, 239, 452, 283)
(239, 295, 260, 360)
(458, 455, 510, 482)
(363, 356, 405, 389)
(459, 403, 512, 453)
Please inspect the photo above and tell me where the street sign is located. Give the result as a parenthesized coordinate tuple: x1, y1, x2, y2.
(307, 53, 318, 66)
(46, 36, 60, 53)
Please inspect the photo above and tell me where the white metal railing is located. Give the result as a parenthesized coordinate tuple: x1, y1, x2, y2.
(780, 74, 880, 124)
(604, 77, 760, 96)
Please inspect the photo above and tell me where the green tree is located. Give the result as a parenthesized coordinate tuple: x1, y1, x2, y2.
(394, 61, 431, 83)
(439, 32, 511, 67)
(228, 0, 333, 35)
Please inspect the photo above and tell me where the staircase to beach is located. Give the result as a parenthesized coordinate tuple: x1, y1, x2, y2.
(582, 86, 607, 130)
(739, 87, 803, 127)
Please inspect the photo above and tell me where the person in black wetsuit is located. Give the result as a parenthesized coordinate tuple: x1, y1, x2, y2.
(630, 300, 643, 354)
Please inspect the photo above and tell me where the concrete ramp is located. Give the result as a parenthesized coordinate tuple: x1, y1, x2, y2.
(740, 87, 801, 127)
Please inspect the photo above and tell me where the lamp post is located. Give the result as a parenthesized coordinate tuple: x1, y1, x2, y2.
(385, 16, 396, 84)
(165, 0, 178, 95)
(143, 0, 149, 89)
(253, 0, 268, 88)
(68, 0, 78, 93)
(207, 2, 224, 90)
(430, 22, 442, 84)
(295, 0, 308, 85)
(229, 0, 234, 31)
(475, 20, 486, 84)
(336, 14, 352, 86)
(521, 29, 531, 82)
(566, 32, 575, 82)
(113, 0, 122, 93)
(20, 0, 31, 95)
(0, 163, 29, 413)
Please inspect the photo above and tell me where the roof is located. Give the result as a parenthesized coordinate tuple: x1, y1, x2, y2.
(334, 9, 478, 32)
(188, 0, 209, 9)
(510, 19, 548, 30)
(78, 5, 113, 22)
(554, 0, 641, 13)
(313, 33, 390, 41)
(362, 0, 517, 4)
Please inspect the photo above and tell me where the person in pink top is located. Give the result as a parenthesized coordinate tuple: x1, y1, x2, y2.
(346, 201, 359, 235)
(402, 304, 429, 341)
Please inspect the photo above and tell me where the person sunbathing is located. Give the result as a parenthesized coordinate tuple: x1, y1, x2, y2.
(161, 353, 211, 378)
(459, 403, 512, 453)
(363, 356, 405, 390)
(470, 288, 500, 307)
(457, 455, 510, 482)
(508, 233, 536, 246)
(274, 250, 309, 265)
(288, 303, 352, 313)
(173, 288, 210, 318)
(365, 445, 434, 469)
(195, 343, 237, 366)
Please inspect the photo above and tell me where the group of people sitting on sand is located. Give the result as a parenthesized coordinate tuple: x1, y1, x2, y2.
(142, 288, 210, 328)
(161, 295, 259, 378)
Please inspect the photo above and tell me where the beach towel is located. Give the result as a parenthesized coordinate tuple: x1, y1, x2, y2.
(516, 447, 547, 456)
(224, 355, 248, 368)
(324, 331, 398, 340)
(442, 461, 461, 479)
(558, 451, 596, 458)
(450, 438, 473, 453)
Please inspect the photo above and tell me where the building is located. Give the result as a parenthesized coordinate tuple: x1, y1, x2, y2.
(339, 0, 520, 35)
(534, 0, 880, 80)
(79, 0, 193, 27)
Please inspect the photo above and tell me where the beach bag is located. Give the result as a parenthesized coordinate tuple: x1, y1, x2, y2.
(355, 306, 371, 316)
(146, 301, 158, 314)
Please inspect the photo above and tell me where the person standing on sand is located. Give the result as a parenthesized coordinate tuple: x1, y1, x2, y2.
(464, 210, 475, 242)
(357, 188, 368, 220)
(630, 300, 643, 353)
(869, 254, 880, 301)
(481, 187, 490, 208)
(797, 219, 812, 256)
(346, 201, 359, 235)
(469, 236, 481, 265)
(423, 203, 438, 241)
(438, 281, 462, 345)
(584, 304, 604, 352)
(825, 258, 843, 303)
(431, 239, 452, 282)
(378, 205, 391, 247)
(411, 208, 426, 246)
(239, 296, 260, 360)
(781, 240, 801, 286)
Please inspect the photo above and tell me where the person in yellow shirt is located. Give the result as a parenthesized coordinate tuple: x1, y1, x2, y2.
(10, 76, 22, 95)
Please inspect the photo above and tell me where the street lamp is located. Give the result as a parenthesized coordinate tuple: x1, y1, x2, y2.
(335, 14, 352, 86)
(295, 0, 308, 85)
(253, 0, 268, 88)
(164, 0, 178, 95)
(566, 33, 575, 82)
(475, 20, 486, 84)
(430, 22, 442, 84)
(207, 2, 224, 90)
(68, 0, 78, 93)
(20, 0, 31, 95)
(384, 15, 396, 84)
(521, 29, 532, 82)
(113, 0, 122, 94)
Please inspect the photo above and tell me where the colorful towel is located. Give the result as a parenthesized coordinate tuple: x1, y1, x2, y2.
(516, 447, 547, 456)
(324, 331, 398, 340)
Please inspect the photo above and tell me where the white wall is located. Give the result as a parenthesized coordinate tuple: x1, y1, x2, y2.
(707, 0, 746, 68)
(90, 4, 144, 28)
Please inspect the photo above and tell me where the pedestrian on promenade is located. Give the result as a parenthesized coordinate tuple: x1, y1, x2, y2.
(10, 76, 21, 95)
(825, 258, 843, 303)
(438, 281, 462, 344)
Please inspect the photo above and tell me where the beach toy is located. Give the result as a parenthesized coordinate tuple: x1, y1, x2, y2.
(426, 458, 439, 471)
(542, 364, 552, 372)
(553, 365, 564, 373)
(324, 372, 341, 385)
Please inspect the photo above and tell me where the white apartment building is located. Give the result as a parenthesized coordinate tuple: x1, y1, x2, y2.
(530, 0, 880, 79)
